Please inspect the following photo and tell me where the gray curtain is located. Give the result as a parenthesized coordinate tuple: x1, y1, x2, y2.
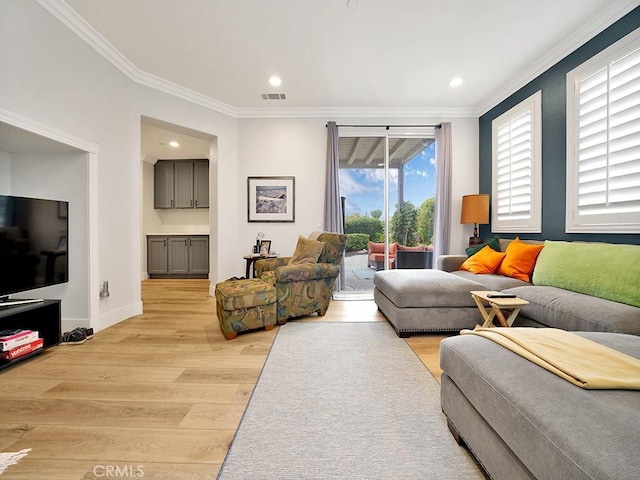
(324, 121, 345, 290)
(324, 121, 343, 233)
(434, 122, 452, 260)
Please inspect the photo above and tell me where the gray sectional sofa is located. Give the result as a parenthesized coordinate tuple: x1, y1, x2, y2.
(440, 331, 640, 480)
(374, 239, 640, 337)
(374, 238, 640, 480)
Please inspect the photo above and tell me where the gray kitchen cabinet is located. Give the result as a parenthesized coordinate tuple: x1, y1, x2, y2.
(188, 236, 210, 274)
(154, 159, 209, 209)
(153, 161, 174, 209)
(168, 237, 190, 274)
(147, 235, 209, 278)
(193, 160, 209, 208)
(147, 236, 169, 274)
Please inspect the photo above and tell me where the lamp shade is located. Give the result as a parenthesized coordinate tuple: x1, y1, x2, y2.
(460, 194, 489, 224)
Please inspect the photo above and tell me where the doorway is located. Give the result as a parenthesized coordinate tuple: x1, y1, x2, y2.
(337, 129, 436, 295)
(140, 117, 216, 282)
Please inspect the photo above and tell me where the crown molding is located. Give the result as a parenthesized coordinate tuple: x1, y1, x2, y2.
(0, 107, 99, 153)
(131, 69, 237, 117)
(36, 0, 238, 117)
(477, 0, 639, 115)
(235, 106, 478, 119)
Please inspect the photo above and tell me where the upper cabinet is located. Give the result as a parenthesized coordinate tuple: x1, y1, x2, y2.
(154, 159, 209, 209)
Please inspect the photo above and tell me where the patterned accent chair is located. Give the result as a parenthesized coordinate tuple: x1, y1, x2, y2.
(254, 231, 347, 324)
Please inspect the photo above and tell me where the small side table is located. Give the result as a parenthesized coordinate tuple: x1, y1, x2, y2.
(470, 290, 529, 328)
(243, 254, 278, 278)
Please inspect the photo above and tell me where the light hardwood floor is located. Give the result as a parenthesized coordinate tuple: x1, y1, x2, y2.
(0, 280, 450, 479)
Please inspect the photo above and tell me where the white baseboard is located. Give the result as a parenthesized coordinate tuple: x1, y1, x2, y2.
(94, 301, 143, 333)
(61, 317, 91, 334)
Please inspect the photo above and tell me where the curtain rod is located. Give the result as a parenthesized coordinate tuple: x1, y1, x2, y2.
(327, 123, 441, 129)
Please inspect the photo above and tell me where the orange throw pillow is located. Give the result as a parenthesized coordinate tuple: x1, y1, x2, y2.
(459, 246, 506, 274)
(496, 238, 544, 282)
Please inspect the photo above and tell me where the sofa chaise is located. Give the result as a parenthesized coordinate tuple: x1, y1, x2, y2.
(374, 238, 640, 337)
(440, 330, 640, 480)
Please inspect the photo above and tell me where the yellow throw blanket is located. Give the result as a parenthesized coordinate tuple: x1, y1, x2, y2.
(461, 327, 640, 390)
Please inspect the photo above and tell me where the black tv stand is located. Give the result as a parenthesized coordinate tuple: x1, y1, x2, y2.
(0, 297, 45, 307)
(0, 299, 61, 370)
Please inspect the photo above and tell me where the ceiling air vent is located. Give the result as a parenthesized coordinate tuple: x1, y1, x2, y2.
(261, 93, 287, 100)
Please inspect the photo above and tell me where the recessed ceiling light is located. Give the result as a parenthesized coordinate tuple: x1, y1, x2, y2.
(269, 76, 282, 87)
(169, 141, 180, 148)
(449, 77, 464, 88)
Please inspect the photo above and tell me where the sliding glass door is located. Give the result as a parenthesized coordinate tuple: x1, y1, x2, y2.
(338, 128, 436, 294)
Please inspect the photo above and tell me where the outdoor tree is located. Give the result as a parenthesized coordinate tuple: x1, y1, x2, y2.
(370, 209, 382, 220)
(417, 197, 435, 245)
(390, 201, 418, 245)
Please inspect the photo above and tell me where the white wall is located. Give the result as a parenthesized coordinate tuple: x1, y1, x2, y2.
(0, 152, 10, 191)
(238, 118, 327, 262)
(238, 117, 479, 266)
(1, 0, 142, 330)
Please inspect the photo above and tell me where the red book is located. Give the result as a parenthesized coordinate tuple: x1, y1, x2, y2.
(0, 330, 39, 351)
(0, 338, 44, 361)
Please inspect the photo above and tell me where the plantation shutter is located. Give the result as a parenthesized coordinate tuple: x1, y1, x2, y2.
(567, 28, 640, 233)
(576, 46, 640, 219)
(491, 91, 541, 233)
(496, 110, 533, 221)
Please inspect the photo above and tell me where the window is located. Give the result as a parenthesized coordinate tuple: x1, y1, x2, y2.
(566, 28, 640, 233)
(491, 91, 542, 233)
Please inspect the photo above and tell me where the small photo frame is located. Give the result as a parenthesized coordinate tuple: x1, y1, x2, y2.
(248, 176, 295, 223)
(260, 240, 271, 255)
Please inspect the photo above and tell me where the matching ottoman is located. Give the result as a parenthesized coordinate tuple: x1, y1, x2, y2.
(215, 278, 277, 340)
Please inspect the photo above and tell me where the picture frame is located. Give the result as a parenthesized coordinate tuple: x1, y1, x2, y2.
(248, 176, 295, 223)
(259, 240, 271, 255)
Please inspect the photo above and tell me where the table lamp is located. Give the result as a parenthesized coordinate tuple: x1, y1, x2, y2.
(460, 194, 489, 247)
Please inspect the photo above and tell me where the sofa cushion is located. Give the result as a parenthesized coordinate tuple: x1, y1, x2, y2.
(368, 241, 398, 256)
(496, 237, 544, 282)
(465, 236, 500, 256)
(288, 236, 324, 265)
(503, 285, 640, 336)
(459, 245, 506, 274)
(374, 269, 483, 308)
(532, 240, 640, 308)
(452, 271, 530, 291)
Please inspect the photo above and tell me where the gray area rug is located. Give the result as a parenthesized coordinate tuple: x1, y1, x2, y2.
(218, 322, 485, 479)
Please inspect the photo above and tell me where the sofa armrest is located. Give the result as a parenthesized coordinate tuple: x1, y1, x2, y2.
(438, 255, 466, 272)
(254, 257, 290, 278)
(275, 263, 340, 282)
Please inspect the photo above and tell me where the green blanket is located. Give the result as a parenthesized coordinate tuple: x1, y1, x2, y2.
(532, 241, 640, 308)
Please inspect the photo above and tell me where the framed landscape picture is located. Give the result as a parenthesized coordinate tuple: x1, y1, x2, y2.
(247, 176, 295, 223)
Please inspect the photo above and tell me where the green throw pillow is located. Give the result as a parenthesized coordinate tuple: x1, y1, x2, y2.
(532, 241, 640, 308)
(466, 237, 500, 257)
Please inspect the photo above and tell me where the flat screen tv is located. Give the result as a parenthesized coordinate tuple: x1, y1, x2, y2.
(0, 194, 68, 299)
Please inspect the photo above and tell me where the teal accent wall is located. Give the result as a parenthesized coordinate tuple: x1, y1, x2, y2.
(479, 7, 640, 245)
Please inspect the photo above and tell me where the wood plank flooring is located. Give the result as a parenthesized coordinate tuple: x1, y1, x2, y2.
(0, 280, 450, 479)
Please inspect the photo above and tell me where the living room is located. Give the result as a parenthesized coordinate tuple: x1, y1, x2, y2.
(1, 0, 640, 478)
